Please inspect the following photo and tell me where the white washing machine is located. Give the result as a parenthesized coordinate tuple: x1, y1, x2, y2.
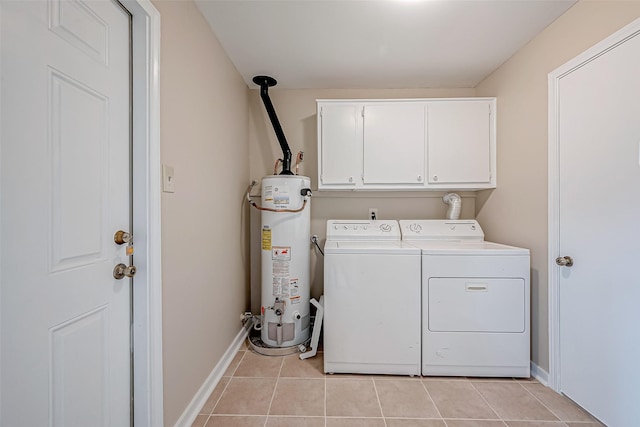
(400, 220, 530, 378)
(323, 220, 421, 376)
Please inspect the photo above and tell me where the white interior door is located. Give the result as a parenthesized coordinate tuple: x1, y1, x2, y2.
(1, 1, 132, 425)
(554, 26, 640, 426)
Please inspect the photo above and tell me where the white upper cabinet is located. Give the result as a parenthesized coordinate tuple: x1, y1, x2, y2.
(317, 98, 496, 191)
(318, 103, 362, 187)
(426, 100, 493, 187)
(363, 103, 425, 185)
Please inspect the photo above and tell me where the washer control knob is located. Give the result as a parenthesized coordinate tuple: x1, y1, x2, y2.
(379, 223, 392, 232)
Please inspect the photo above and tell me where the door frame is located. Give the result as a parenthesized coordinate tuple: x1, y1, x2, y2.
(125, 0, 164, 425)
(547, 17, 640, 393)
(0, 0, 164, 425)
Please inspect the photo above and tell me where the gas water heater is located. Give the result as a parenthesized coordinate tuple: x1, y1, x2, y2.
(248, 76, 312, 348)
(260, 175, 311, 347)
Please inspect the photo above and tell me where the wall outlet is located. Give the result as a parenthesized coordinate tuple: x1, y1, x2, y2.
(368, 208, 378, 220)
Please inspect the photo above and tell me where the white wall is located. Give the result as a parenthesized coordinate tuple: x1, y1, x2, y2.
(152, 1, 250, 425)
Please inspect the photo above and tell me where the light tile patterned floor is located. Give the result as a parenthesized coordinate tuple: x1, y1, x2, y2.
(192, 342, 603, 427)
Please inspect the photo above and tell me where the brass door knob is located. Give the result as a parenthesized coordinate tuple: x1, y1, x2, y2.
(114, 230, 132, 245)
(113, 263, 137, 279)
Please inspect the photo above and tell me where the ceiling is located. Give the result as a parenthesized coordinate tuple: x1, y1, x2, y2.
(195, 0, 576, 90)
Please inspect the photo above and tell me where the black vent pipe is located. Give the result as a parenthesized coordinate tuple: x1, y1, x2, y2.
(253, 75, 293, 175)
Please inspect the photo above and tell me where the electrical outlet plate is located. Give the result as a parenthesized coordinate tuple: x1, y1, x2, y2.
(368, 208, 378, 220)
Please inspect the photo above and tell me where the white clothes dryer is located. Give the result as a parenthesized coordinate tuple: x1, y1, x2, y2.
(400, 220, 530, 378)
(324, 220, 421, 376)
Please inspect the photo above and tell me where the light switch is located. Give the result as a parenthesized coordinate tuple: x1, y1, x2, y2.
(162, 164, 175, 193)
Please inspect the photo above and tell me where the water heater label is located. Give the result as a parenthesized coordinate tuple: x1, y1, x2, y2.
(261, 227, 272, 250)
(263, 185, 274, 203)
(272, 246, 292, 297)
(272, 277, 289, 297)
(272, 246, 291, 261)
(290, 278, 300, 304)
(273, 184, 289, 207)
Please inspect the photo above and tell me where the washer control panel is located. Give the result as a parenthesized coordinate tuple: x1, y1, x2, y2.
(399, 220, 484, 241)
(326, 220, 400, 240)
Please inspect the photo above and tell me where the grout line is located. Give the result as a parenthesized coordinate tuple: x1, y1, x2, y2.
(225, 349, 247, 378)
(205, 414, 269, 427)
(468, 380, 508, 426)
(262, 355, 286, 427)
(517, 381, 567, 423)
(420, 378, 446, 424)
(205, 350, 245, 416)
(370, 378, 388, 427)
(324, 364, 327, 427)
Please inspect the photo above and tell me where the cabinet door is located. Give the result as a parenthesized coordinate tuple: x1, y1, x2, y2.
(363, 103, 425, 185)
(427, 101, 492, 184)
(318, 103, 361, 187)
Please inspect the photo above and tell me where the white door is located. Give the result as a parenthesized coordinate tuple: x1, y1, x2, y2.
(554, 25, 640, 426)
(1, 1, 132, 426)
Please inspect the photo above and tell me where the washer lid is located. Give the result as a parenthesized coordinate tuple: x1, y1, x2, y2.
(324, 240, 421, 255)
(406, 240, 530, 255)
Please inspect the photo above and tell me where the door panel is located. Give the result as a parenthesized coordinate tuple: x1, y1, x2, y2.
(51, 306, 109, 426)
(0, 1, 132, 425)
(51, 69, 109, 270)
(558, 30, 640, 426)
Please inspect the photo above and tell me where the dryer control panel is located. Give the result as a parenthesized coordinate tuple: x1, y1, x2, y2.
(400, 220, 484, 241)
(326, 220, 400, 241)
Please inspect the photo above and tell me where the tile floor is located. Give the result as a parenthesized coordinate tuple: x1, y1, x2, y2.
(192, 341, 603, 427)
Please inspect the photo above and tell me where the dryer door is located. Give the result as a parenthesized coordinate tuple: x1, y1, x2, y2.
(428, 278, 525, 333)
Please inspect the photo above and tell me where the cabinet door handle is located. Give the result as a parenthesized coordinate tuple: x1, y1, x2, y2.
(417, 175, 422, 182)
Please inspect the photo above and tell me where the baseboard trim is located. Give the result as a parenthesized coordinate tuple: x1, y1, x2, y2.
(173, 323, 250, 427)
(530, 361, 549, 386)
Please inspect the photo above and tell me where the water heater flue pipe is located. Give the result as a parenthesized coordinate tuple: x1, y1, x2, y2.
(253, 75, 293, 175)
(443, 192, 462, 220)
